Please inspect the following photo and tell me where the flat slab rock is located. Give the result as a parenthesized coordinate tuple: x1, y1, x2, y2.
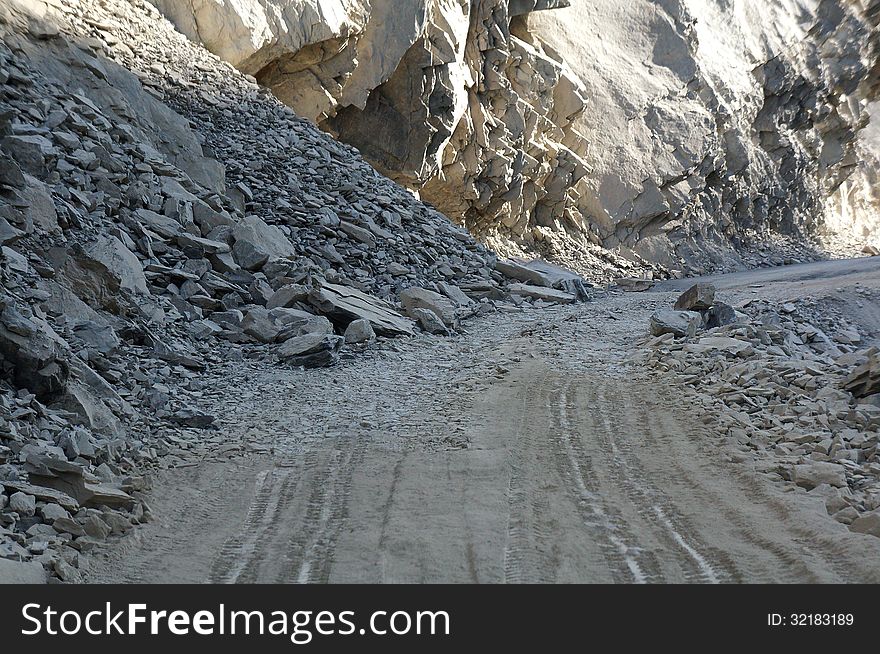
(508, 283, 576, 304)
(309, 282, 415, 336)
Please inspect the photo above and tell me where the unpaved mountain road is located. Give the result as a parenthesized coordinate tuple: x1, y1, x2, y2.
(89, 259, 880, 583)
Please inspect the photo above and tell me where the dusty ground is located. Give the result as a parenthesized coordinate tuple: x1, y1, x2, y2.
(87, 258, 880, 583)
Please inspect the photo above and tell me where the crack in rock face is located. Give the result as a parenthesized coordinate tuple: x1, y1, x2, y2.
(150, 0, 880, 276)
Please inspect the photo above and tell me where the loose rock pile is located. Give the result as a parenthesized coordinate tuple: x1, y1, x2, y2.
(644, 285, 880, 538)
(0, 0, 591, 581)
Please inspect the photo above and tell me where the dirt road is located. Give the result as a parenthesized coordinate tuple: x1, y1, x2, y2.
(89, 259, 880, 583)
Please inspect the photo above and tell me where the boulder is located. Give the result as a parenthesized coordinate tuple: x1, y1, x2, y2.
(344, 318, 375, 344)
(411, 307, 448, 335)
(400, 286, 457, 327)
(495, 259, 552, 286)
(277, 332, 344, 368)
(705, 302, 738, 329)
(674, 284, 716, 311)
(849, 511, 880, 538)
(649, 309, 701, 338)
(0, 310, 69, 399)
(792, 462, 847, 490)
(308, 282, 415, 336)
(843, 353, 880, 398)
(508, 283, 577, 304)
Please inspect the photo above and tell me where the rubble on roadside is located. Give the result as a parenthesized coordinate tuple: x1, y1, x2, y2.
(642, 284, 880, 538)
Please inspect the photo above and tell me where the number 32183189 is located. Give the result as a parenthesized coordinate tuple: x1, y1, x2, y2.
(768, 614, 854, 626)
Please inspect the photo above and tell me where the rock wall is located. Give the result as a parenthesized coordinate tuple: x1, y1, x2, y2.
(151, 0, 880, 275)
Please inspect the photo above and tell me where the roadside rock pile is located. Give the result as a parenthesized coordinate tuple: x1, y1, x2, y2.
(649, 282, 739, 339)
(643, 286, 880, 538)
(0, 0, 592, 582)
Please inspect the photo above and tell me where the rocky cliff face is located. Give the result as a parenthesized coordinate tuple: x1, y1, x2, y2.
(153, 0, 880, 275)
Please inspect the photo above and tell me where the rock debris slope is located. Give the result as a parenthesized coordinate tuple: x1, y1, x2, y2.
(0, 0, 591, 581)
(153, 0, 880, 274)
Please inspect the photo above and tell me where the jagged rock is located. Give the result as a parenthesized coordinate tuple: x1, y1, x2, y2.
(53, 516, 86, 537)
(344, 318, 375, 344)
(650, 309, 701, 338)
(792, 462, 847, 490)
(0, 303, 69, 399)
(496, 260, 552, 287)
(83, 515, 112, 540)
(309, 282, 415, 336)
(267, 284, 310, 309)
(615, 278, 655, 292)
(675, 284, 716, 311)
(411, 307, 448, 335)
(277, 332, 344, 368)
(400, 287, 458, 328)
(170, 407, 216, 429)
(509, 283, 577, 304)
(232, 238, 270, 271)
(705, 302, 738, 329)
(849, 510, 880, 538)
(85, 235, 149, 297)
(1, 481, 79, 512)
(9, 491, 36, 516)
(843, 353, 880, 398)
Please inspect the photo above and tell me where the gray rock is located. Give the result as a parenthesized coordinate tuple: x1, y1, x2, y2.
(266, 284, 310, 309)
(674, 283, 716, 311)
(72, 320, 119, 355)
(705, 302, 738, 329)
(792, 462, 847, 490)
(9, 491, 36, 516)
(400, 287, 458, 327)
(83, 515, 112, 540)
(53, 516, 86, 537)
(495, 260, 551, 286)
(232, 238, 270, 271)
(508, 283, 577, 304)
(650, 309, 702, 338)
(308, 282, 415, 336)
(170, 407, 216, 429)
(849, 510, 880, 538)
(412, 307, 448, 334)
(277, 332, 344, 368)
(40, 503, 69, 522)
(344, 318, 375, 344)
(0, 558, 46, 584)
